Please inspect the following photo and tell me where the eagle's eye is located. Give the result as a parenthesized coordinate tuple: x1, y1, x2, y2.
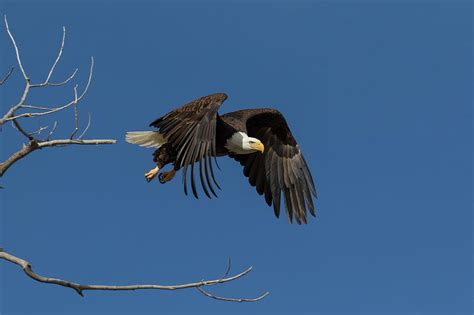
(249, 140, 255, 144)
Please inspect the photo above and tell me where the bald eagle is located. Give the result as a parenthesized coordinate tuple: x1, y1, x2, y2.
(126, 93, 317, 224)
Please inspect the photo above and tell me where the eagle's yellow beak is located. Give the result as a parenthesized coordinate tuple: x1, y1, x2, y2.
(251, 142, 265, 153)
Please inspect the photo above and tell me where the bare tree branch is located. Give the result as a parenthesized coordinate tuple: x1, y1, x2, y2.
(1, 15, 33, 130)
(0, 138, 116, 177)
(0, 16, 92, 133)
(0, 250, 268, 302)
(193, 258, 270, 302)
(0, 16, 114, 176)
(37, 139, 116, 148)
(29, 26, 79, 88)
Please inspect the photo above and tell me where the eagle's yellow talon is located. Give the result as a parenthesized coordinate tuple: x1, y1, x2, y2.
(145, 166, 159, 182)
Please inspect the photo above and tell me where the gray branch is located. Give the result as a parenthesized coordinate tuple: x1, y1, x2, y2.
(0, 16, 116, 175)
(0, 250, 268, 302)
(0, 15, 94, 135)
(4, 57, 94, 122)
(0, 139, 116, 177)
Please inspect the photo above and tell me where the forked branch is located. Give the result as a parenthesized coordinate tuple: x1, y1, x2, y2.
(0, 15, 94, 130)
(0, 15, 115, 178)
(0, 250, 269, 302)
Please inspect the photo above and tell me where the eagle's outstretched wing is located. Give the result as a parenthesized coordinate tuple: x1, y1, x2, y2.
(150, 93, 228, 199)
(230, 109, 317, 224)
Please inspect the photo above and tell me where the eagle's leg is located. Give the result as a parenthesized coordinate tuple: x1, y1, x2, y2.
(149, 143, 177, 183)
(158, 169, 176, 184)
(145, 166, 160, 182)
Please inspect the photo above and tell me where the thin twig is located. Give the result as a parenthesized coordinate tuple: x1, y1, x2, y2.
(0, 16, 32, 128)
(0, 67, 14, 85)
(218, 258, 232, 281)
(40, 26, 65, 85)
(4, 15, 28, 81)
(44, 68, 78, 87)
(71, 104, 79, 139)
(31, 125, 49, 136)
(77, 113, 91, 140)
(46, 121, 58, 140)
(30, 69, 78, 88)
(70, 85, 79, 139)
(196, 287, 270, 303)
(20, 105, 53, 111)
(0, 250, 267, 302)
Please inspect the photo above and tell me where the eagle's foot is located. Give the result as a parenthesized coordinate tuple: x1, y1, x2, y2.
(145, 166, 159, 182)
(159, 169, 176, 184)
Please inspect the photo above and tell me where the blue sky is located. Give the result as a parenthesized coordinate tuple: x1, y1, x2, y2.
(0, 1, 472, 314)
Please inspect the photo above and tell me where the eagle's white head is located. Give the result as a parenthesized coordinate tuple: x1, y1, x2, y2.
(225, 132, 265, 154)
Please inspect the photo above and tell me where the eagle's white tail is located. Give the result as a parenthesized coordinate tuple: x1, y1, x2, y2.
(125, 131, 167, 148)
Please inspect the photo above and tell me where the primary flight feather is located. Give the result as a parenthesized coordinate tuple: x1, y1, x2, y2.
(126, 93, 317, 224)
